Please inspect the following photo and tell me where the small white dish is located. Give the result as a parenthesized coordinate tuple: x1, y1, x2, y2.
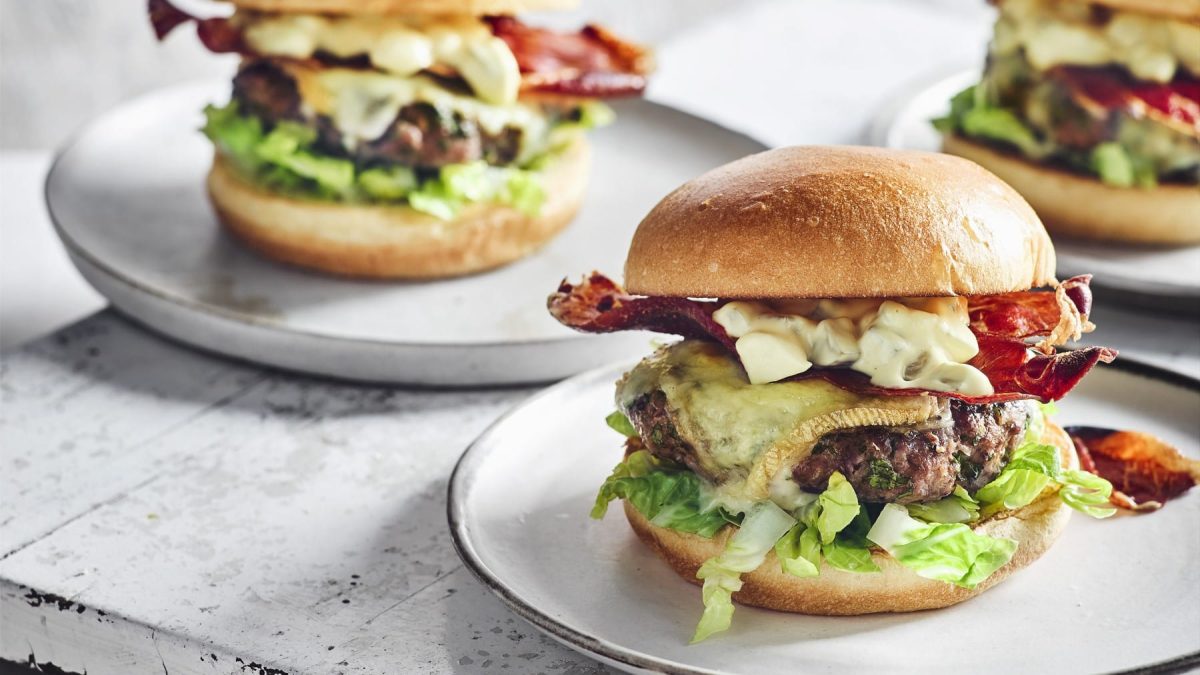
(45, 81, 765, 386)
(449, 358, 1200, 674)
(868, 70, 1200, 305)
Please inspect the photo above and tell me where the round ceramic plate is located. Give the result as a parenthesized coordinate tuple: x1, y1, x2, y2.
(449, 358, 1200, 674)
(868, 70, 1200, 304)
(45, 81, 765, 386)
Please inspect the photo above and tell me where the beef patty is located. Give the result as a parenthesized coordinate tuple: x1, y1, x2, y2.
(231, 60, 543, 169)
(624, 392, 1030, 504)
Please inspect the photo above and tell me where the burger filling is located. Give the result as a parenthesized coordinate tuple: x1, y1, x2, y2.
(553, 275, 1119, 642)
(935, 0, 1200, 187)
(151, 1, 649, 218)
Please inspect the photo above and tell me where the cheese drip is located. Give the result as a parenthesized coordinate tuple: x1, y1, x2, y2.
(992, 0, 1200, 82)
(242, 14, 521, 104)
(713, 297, 994, 397)
(279, 63, 550, 154)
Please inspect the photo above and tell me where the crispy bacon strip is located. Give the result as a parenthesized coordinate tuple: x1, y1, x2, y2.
(1051, 66, 1200, 138)
(1067, 427, 1200, 511)
(550, 273, 1115, 403)
(548, 273, 733, 351)
(968, 275, 1094, 350)
(487, 17, 651, 97)
(148, 0, 244, 53)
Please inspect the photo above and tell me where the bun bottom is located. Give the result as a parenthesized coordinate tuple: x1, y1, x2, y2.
(625, 422, 1077, 616)
(942, 134, 1200, 245)
(207, 137, 590, 279)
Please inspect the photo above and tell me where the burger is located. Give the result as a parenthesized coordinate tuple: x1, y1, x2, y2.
(548, 146, 1121, 642)
(149, 0, 650, 278)
(935, 0, 1200, 244)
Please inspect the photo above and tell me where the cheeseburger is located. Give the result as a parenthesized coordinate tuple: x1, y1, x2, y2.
(549, 146, 1121, 642)
(150, 0, 650, 278)
(935, 0, 1200, 244)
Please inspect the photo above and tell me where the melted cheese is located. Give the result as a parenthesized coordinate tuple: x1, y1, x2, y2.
(712, 297, 993, 397)
(617, 341, 946, 509)
(279, 63, 549, 153)
(993, 0, 1200, 82)
(241, 14, 521, 104)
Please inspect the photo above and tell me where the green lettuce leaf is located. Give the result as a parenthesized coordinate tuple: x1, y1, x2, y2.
(866, 503, 1016, 589)
(775, 473, 878, 577)
(823, 509, 880, 573)
(932, 83, 1043, 157)
(774, 524, 820, 578)
(907, 486, 980, 524)
(693, 501, 796, 643)
(1059, 469, 1117, 518)
(591, 450, 734, 538)
(816, 471, 860, 544)
(605, 411, 638, 438)
(200, 100, 548, 215)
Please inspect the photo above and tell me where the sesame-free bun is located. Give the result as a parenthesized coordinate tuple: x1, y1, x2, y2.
(226, 0, 579, 14)
(207, 137, 589, 279)
(943, 134, 1200, 245)
(623, 146, 1056, 299)
(624, 421, 1076, 616)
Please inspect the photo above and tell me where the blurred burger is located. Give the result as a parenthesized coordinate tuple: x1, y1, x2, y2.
(150, 0, 650, 278)
(936, 0, 1200, 244)
(549, 146, 1120, 642)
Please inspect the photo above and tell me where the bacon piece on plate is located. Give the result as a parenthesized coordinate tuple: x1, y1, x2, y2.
(148, 0, 243, 53)
(1067, 427, 1200, 511)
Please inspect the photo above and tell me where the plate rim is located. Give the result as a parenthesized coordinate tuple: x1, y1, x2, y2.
(43, 79, 770, 352)
(447, 356, 1200, 675)
(867, 67, 1200, 302)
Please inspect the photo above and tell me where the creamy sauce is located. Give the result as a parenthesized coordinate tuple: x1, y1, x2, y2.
(993, 0, 1200, 82)
(279, 63, 550, 153)
(616, 341, 946, 506)
(241, 14, 522, 104)
(712, 297, 993, 396)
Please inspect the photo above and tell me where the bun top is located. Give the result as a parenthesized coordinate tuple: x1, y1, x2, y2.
(623, 146, 1056, 299)
(227, 0, 579, 15)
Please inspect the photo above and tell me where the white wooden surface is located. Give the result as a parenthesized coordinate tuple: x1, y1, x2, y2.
(2, 1, 1199, 674)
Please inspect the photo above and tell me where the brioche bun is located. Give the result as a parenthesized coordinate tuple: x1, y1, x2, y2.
(226, 0, 579, 15)
(624, 421, 1077, 616)
(943, 134, 1200, 245)
(207, 137, 589, 279)
(623, 146, 1056, 299)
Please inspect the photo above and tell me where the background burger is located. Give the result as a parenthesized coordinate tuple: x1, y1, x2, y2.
(150, 0, 650, 278)
(935, 0, 1200, 244)
(549, 146, 1121, 642)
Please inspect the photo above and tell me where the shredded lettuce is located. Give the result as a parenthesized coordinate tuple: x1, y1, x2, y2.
(605, 411, 638, 438)
(933, 84, 1042, 157)
(774, 472, 879, 579)
(591, 450, 735, 538)
(867, 503, 1017, 589)
(692, 501, 796, 643)
(976, 417, 1116, 520)
(201, 100, 550, 217)
(907, 486, 980, 524)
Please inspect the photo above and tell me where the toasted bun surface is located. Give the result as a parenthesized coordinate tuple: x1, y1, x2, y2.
(624, 421, 1076, 616)
(208, 137, 589, 279)
(623, 146, 1056, 299)
(943, 135, 1200, 245)
(226, 0, 579, 14)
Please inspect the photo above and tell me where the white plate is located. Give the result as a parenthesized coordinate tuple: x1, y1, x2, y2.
(449, 358, 1200, 674)
(868, 70, 1200, 304)
(45, 81, 765, 386)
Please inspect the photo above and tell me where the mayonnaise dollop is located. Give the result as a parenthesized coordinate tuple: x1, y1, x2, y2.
(241, 14, 522, 105)
(712, 297, 994, 396)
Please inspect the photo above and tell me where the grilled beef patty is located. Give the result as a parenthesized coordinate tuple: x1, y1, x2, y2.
(624, 392, 1030, 504)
